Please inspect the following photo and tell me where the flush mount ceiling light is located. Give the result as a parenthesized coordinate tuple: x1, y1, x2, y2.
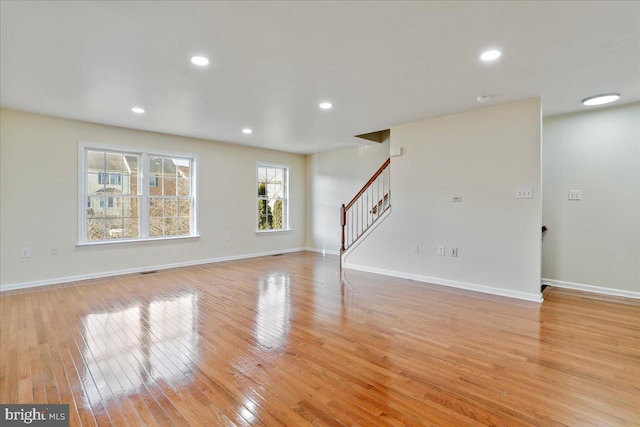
(131, 107, 145, 114)
(581, 93, 621, 106)
(480, 49, 502, 62)
(242, 128, 252, 134)
(190, 55, 210, 66)
(319, 102, 333, 110)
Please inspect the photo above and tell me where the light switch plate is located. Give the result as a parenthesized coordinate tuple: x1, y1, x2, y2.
(569, 190, 582, 200)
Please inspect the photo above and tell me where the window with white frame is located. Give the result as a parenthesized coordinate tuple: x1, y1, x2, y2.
(257, 163, 289, 231)
(80, 144, 197, 243)
(148, 155, 193, 238)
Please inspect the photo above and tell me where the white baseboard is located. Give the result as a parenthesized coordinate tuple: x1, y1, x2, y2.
(305, 247, 340, 256)
(344, 262, 544, 303)
(542, 278, 640, 300)
(1, 247, 307, 292)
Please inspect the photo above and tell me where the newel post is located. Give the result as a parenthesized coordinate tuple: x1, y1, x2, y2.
(340, 204, 346, 270)
(340, 204, 346, 251)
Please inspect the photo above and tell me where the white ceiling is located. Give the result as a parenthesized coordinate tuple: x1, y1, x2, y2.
(1, 1, 639, 154)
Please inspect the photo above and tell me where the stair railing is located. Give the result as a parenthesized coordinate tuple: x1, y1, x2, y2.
(340, 158, 391, 265)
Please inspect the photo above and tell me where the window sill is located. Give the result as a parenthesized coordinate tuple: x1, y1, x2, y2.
(77, 235, 200, 247)
(255, 229, 292, 235)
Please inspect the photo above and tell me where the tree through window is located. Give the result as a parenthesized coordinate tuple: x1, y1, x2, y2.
(257, 164, 289, 231)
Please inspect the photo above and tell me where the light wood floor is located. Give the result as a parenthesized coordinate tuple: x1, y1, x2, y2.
(1, 252, 638, 426)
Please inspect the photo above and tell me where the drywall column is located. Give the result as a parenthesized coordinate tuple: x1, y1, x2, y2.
(344, 99, 543, 302)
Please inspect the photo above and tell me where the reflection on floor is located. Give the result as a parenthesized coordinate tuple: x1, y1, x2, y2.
(255, 272, 290, 350)
(82, 293, 198, 407)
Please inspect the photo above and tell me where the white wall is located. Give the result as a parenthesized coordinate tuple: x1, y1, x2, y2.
(343, 99, 543, 301)
(0, 109, 306, 288)
(542, 102, 640, 294)
(306, 139, 390, 254)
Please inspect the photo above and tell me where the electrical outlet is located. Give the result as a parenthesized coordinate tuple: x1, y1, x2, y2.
(438, 245, 445, 256)
(516, 187, 533, 199)
(20, 247, 30, 258)
(225, 232, 231, 241)
(452, 196, 462, 203)
(451, 248, 458, 257)
(51, 247, 58, 256)
(568, 190, 582, 200)
(413, 244, 419, 253)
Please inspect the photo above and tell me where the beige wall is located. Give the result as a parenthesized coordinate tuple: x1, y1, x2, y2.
(306, 139, 390, 253)
(0, 109, 306, 288)
(10, 100, 635, 299)
(343, 99, 543, 301)
(542, 102, 640, 293)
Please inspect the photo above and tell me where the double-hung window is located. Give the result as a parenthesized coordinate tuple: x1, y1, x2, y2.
(257, 163, 289, 231)
(79, 143, 197, 244)
(148, 155, 194, 238)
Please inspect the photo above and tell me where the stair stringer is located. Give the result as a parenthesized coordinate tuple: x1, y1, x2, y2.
(340, 206, 392, 267)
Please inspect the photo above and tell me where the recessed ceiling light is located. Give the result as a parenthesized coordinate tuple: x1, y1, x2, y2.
(190, 56, 210, 66)
(480, 49, 502, 62)
(319, 102, 333, 110)
(131, 107, 145, 114)
(242, 128, 252, 134)
(581, 93, 621, 106)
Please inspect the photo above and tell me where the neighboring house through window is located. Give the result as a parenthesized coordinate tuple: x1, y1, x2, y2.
(148, 155, 194, 238)
(79, 143, 198, 243)
(98, 173, 122, 186)
(257, 163, 289, 231)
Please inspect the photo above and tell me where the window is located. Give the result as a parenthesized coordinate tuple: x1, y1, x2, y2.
(97, 198, 116, 209)
(257, 163, 289, 231)
(79, 143, 197, 244)
(148, 155, 193, 238)
(97, 173, 122, 186)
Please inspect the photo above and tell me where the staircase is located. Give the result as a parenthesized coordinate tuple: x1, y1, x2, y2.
(340, 158, 391, 267)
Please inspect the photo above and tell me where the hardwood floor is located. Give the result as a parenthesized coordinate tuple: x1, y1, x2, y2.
(1, 252, 638, 426)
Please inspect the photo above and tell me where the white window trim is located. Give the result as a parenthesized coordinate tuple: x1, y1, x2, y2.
(255, 229, 292, 235)
(77, 141, 199, 245)
(255, 161, 291, 233)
